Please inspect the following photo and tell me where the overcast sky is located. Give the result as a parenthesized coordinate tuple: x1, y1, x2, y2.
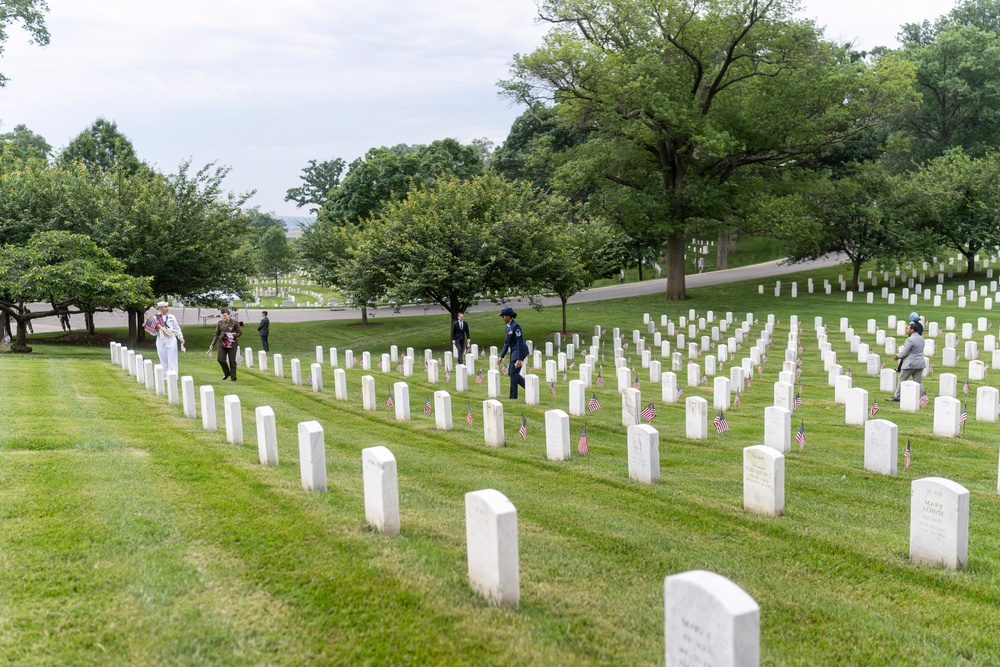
(0, 0, 953, 217)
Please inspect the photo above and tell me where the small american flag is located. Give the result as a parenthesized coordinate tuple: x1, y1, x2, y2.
(960, 403, 968, 428)
(713, 410, 728, 434)
(676, 386, 683, 399)
(796, 421, 806, 450)
(795, 367, 802, 377)
(928, 363, 934, 375)
(904, 438, 911, 470)
(549, 382, 556, 397)
(519, 415, 527, 441)
(596, 372, 605, 387)
(633, 373, 640, 389)
(846, 368, 852, 379)
(746, 377, 752, 389)
(588, 394, 601, 413)
(733, 392, 741, 408)
(306, 373, 312, 385)
(501, 365, 508, 375)
(578, 425, 589, 454)
(963, 379, 970, 395)
(798, 345, 803, 354)
(386, 391, 394, 409)
(446, 369, 451, 381)
(360, 387, 364, 400)
(880, 362, 885, 370)
(700, 374, 708, 386)
(424, 394, 433, 416)
(396, 362, 403, 372)
(476, 369, 484, 384)
(641, 402, 656, 422)
(562, 370, 568, 381)
(796, 357, 802, 367)
(869, 397, 879, 418)
(919, 393, 930, 408)
(467, 402, 474, 426)
(794, 392, 803, 410)
(378, 359, 384, 371)
(762, 354, 768, 364)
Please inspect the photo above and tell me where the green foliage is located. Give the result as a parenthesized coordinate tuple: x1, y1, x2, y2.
(59, 118, 144, 176)
(0, 123, 51, 160)
(501, 0, 918, 299)
(0, 231, 152, 350)
(769, 163, 923, 287)
(256, 225, 295, 291)
(321, 139, 484, 224)
(284, 157, 346, 213)
(908, 148, 1000, 274)
(356, 172, 569, 317)
(0, 0, 49, 86)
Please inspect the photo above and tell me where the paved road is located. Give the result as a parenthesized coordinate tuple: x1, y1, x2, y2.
(28, 253, 846, 333)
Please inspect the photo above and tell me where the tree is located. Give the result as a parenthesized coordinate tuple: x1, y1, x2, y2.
(244, 206, 286, 238)
(502, 0, 917, 300)
(0, 123, 51, 160)
(298, 220, 378, 324)
(0, 0, 49, 86)
(766, 164, 921, 289)
(321, 139, 484, 224)
(355, 172, 567, 320)
(540, 218, 623, 333)
(257, 225, 294, 292)
(284, 158, 346, 213)
(0, 231, 152, 352)
(909, 149, 1000, 276)
(893, 21, 1000, 162)
(59, 118, 144, 176)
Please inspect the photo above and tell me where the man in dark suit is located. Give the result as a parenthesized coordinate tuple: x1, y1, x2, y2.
(451, 311, 471, 359)
(257, 311, 270, 352)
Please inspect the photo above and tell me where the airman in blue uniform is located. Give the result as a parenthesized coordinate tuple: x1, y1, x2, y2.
(497, 306, 529, 399)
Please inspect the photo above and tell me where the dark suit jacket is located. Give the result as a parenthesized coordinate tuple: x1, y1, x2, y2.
(451, 319, 470, 344)
(257, 317, 269, 336)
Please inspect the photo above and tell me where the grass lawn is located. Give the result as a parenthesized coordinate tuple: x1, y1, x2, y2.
(3, 263, 1000, 665)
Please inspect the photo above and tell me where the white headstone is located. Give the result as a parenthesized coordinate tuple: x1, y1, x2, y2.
(298, 421, 326, 492)
(256, 406, 278, 466)
(200, 385, 216, 431)
(569, 380, 585, 416)
(465, 489, 519, 607)
(663, 570, 760, 667)
(909, 477, 969, 570)
(394, 381, 410, 421)
(933, 396, 962, 437)
(686, 396, 708, 440)
(362, 446, 400, 536)
(845, 387, 869, 426)
(166, 370, 179, 405)
(628, 423, 660, 484)
(976, 386, 999, 422)
(311, 363, 323, 392)
(434, 391, 452, 430)
(334, 368, 347, 400)
(743, 445, 785, 516)
(864, 419, 897, 475)
(224, 394, 242, 445)
(483, 399, 505, 447)
(545, 409, 571, 461)
(763, 406, 791, 454)
(622, 388, 641, 427)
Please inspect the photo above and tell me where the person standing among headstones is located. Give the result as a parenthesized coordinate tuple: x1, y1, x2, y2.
(257, 311, 270, 352)
(207, 308, 243, 381)
(152, 301, 185, 374)
(497, 307, 528, 399)
(888, 320, 925, 402)
(451, 311, 471, 359)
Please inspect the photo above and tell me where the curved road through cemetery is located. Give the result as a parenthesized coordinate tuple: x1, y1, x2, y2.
(32, 253, 847, 333)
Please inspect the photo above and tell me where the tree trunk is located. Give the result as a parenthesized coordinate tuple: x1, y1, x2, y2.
(12, 311, 31, 353)
(665, 233, 687, 300)
(85, 311, 96, 335)
(852, 262, 862, 291)
(361, 305, 369, 326)
(448, 294, 460, 321)
(127, 308, 138, 347)
(637, 259, 643, 281)
(965, 250, 976, 277)
(716, 229, 729, 270)
(274, 272, 279, 293)
(561, 296, 568, 334)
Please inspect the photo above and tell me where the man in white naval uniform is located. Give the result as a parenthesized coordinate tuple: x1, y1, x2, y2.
(153, 301, 185, 373)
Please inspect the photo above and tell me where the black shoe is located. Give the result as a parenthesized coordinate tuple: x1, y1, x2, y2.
(886, 397, 899, 402)
(231, 376, 237, 381)
(222, 375, 230, 381)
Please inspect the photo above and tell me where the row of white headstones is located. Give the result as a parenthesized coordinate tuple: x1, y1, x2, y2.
(108, 341, 766, 664)
(108, 314, 979, 666)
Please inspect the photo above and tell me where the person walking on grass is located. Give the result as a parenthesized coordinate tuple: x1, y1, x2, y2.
(497, 307, 528, 400)
(258, 311, 270, 352)
(151, 301, 185, 374)
(888, 320, 925, 402)
(451, 311, 471, 360)
(207, 307, 243, 381)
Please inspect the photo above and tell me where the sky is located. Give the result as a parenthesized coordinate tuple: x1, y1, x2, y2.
(0, 0, 954, 217)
